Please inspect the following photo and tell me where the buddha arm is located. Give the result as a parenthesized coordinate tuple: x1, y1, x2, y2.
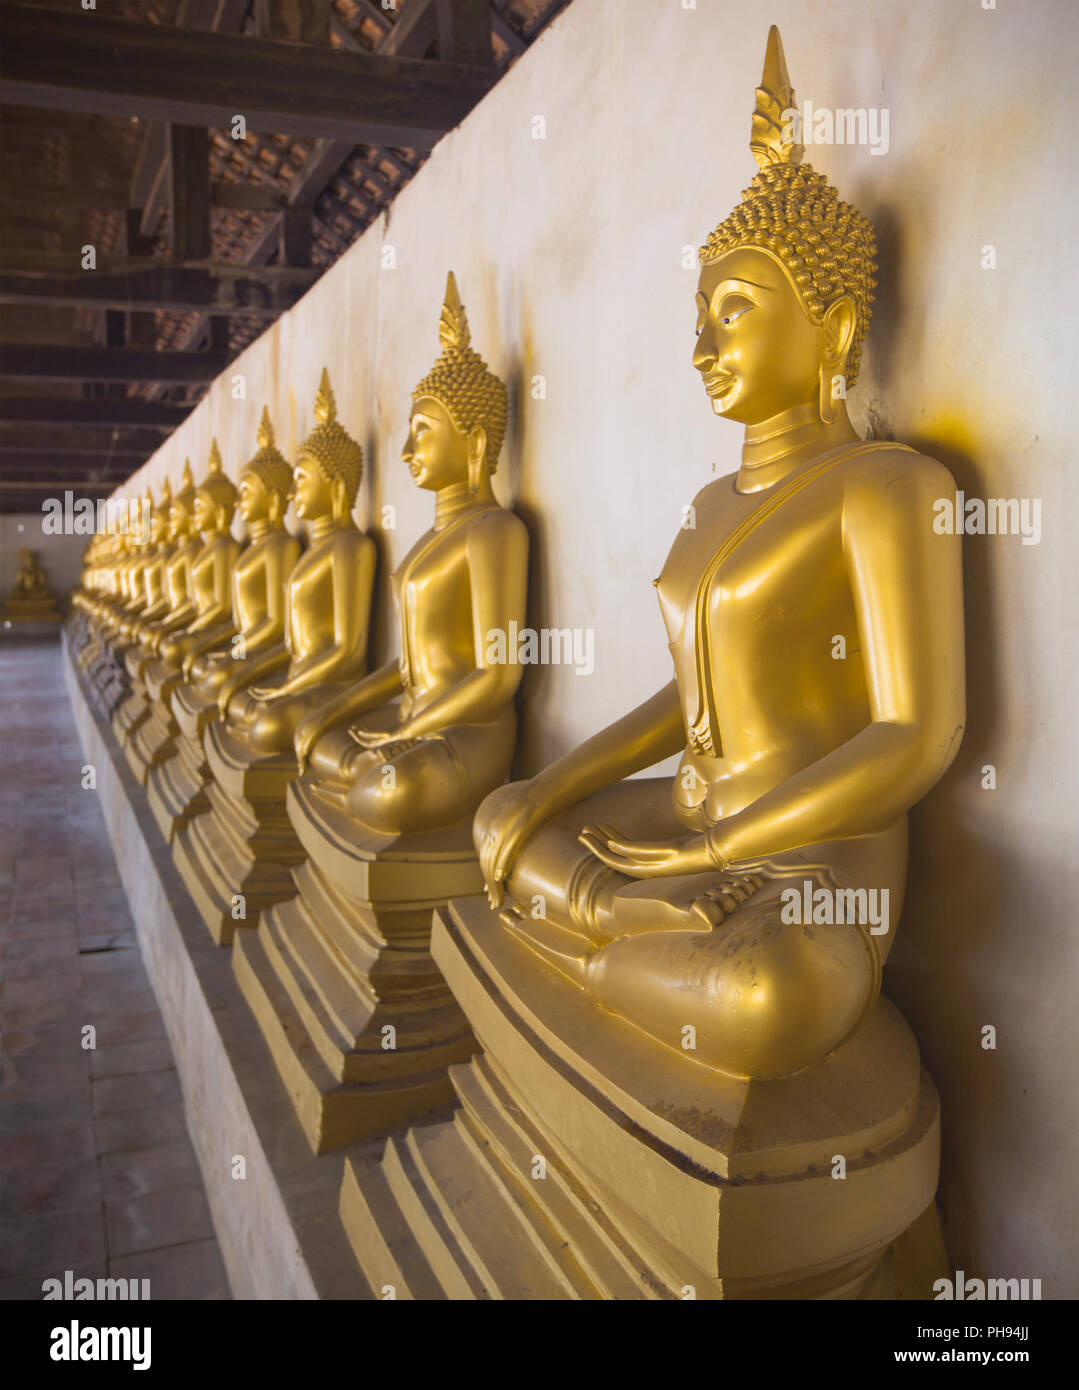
(180, 618, 236, 678)
(706, 458, 965, 867)
(394, 510, 529, 739)
(313, 659, 405, 730)
(535, 680, 686, 816)
(217, 642, 290, 717)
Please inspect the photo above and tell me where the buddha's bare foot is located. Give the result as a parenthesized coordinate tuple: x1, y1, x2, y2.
(688, 870, 766, 927)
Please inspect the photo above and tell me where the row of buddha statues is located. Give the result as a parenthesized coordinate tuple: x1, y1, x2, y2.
(66, 30, 964, 1299)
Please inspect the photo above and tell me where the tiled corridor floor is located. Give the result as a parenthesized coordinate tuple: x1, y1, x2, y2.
(0, 636, 230, 1299)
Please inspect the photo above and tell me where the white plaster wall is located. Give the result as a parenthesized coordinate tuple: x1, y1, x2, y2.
(0, 514, 85, 602)
(110, 0, 1079, 1294)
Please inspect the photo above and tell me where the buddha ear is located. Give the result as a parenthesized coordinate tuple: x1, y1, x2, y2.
(467, 425, 488, 493)
(331, 475, 348, 519)
(822, 295, 857, 366)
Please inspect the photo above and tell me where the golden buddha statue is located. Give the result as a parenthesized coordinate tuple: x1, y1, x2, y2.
(126, 448, 240, 786)
(114, 483, 171, 645)
(85, 490, 169, 716)
(72, 531, 124, 669)
(187, 409, 301, 703)
(153, 443, 241, 674)
(142, 446, 241, 829)
(293, 272, 527, 830)
(232, 273, 529, 1153)
(224, 372, 374, 749)
(175, 372, 375, 945)
(118, 460, 200, 714)
(153, 411, 301, 844)
(2, 546, 62, 626)
(342, 30, 962, 1299)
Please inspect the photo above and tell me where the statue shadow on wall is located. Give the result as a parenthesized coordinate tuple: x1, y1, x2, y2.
(499, 346, 553, 781)
(867, 197, 1010, 1279)
(360, 422, 389, 670)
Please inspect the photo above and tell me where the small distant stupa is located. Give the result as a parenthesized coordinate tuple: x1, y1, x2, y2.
(3, 547, 63, 627)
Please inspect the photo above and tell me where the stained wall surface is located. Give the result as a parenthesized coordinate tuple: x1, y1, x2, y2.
(106, 0, 1079, 1294)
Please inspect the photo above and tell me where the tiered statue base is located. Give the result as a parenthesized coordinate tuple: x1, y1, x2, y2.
(146, 684, 217, 844)
(112, 642, 157, 749)
(173, 721, 307, 946)
(233, 776, 482, 1155)
(2, 597, 62, 624)
(339, 898, 942, 1300)
(123, 658, 182, 787)
(81, 629, 135, 719)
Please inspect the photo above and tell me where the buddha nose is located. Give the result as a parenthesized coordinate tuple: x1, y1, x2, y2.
(693, 324, 717, 373)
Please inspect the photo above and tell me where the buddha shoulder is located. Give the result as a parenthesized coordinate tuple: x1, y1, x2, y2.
(465, 506, 529, 562)
(328, 528, 376, 563)
(838, 444, 959, 525)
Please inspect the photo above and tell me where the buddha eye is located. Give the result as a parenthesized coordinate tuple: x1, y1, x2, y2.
(718, 294, 754, 327)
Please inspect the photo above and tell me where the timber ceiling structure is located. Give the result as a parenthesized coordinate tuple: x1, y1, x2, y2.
(0, 0, 569, 513)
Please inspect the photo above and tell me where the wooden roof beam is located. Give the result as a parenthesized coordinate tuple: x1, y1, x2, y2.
(0, 7, 499, 149)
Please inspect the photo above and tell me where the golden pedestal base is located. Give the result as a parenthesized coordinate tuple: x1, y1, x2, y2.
(173, 721, 306, 946)
(145, 685, 216, 844)
(112, 642, 157, 746)
(123, 661, 182, 788)
(82, 630, 138, 720)
(112, 684, 150, 748)
(232, 776, 482, 1155)
(3, 597, 62, 624)
(339, 899, 941, 1300)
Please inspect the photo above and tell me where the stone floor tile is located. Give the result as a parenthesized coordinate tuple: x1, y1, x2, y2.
(0, 1155, 103, 1221)
(89, 1036, 174, 1078)
(105, 1185, 214, 1258)
(0, 1116, 97, 1168)
(92, 1069, 181, 1116)
(0, 1081, 93, 1132)
(99, 1143, 202, 1203)
(108, 1239, 230, 1300)
(94, 1101, 189, 1155)
(86, 1010, 166, 1048)
(0, 1207, 107, 1280)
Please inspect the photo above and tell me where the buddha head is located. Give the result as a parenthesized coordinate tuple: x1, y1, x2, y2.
(293, 369, 363, 523)
(694, 27, 876, 428)
(167, 460, 197, 541)
(405, 272, 508, 493)
(239, 407, 293, 527)
(193, 440, 238, 535)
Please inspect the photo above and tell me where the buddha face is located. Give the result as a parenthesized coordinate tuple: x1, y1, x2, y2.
(149, 509, 165, 545)
(403, 397, 468, 491)
(293, 454, 334, 520)
(693, 246, 827, 426)
(167, 505, 190, 541)
(193, 491, 216, 533)
(239, 472, 271, 524)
